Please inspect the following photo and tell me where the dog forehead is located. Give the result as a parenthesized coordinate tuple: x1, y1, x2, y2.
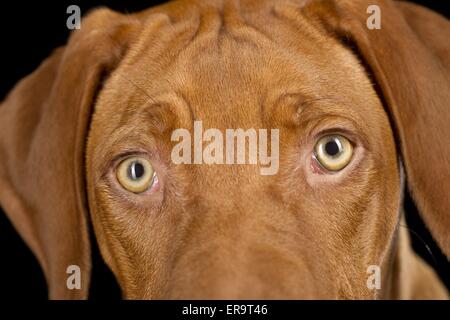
(115, 3, 363, 111)
(122, 0, 341, 81)
(94, 0, 380, 137)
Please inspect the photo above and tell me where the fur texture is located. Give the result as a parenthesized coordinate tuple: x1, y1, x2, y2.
(0, 0, 448, 299)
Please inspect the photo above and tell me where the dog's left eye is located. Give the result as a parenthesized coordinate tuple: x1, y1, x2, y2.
(116, 157, 157, 193)
(313, 134, 353, 171)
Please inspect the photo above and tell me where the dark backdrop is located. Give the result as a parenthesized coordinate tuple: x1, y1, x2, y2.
(0, 1, 449, 300)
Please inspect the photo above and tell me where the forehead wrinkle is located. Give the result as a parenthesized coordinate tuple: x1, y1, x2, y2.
(124, 13, 202, 73)
(106, 102, 189, 152)
(138, 92, 194, 135)
(115, 0, 362, 130)
(124, 0, 330, 78)
(270, 0, 328, 45)
(123, 0, 325, 97)
(158, 0, 277, 62)
(266, 92, 362, 130)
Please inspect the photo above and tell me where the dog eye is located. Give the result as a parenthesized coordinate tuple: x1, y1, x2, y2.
(116, 157, 156, 193)
(313, 135, 353, 171)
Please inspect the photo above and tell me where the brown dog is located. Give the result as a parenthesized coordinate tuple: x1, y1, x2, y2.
(0, 0, 449, 299)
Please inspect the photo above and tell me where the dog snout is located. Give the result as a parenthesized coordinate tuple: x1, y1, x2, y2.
(160, 199, 334, 299)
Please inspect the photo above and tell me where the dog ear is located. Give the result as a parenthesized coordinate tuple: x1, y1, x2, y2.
(303, 0, 450, 259)
(0, 8, 139, 299)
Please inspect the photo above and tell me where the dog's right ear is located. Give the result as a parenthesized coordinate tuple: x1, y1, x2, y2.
(0, 8, 140, 299)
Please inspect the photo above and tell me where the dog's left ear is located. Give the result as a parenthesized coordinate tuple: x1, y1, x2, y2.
(303, 0, 450, 258)
(0, 8, 139, 299)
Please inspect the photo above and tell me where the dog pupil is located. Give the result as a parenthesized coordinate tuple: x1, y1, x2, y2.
(325, 140, 340, 156)
(129, 162, 145, 180)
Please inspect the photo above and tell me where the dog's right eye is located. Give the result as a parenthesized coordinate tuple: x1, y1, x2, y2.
(116, 157, 157, 193)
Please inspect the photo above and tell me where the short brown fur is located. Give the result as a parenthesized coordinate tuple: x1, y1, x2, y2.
(0, 0, 449, 299)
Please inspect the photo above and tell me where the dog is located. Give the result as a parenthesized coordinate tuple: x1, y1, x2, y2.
(0, 0, 449, 299)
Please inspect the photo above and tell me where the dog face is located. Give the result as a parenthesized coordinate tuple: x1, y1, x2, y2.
(0, 0, 449, 299)
(86, 7, 398, 298)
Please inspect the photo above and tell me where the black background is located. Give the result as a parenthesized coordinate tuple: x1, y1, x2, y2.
(0, 1, 449, 300)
